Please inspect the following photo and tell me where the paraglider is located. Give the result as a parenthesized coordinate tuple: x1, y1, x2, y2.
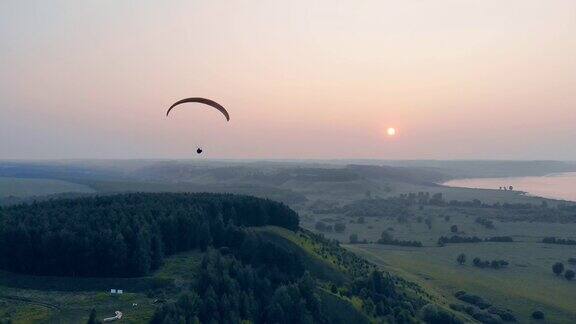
(166, 97, 230, 121)
(166, 97, 230, 154)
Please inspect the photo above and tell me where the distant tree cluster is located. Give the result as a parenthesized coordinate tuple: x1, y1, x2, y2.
(552, 262, 575, 281)
(0, 193, 299, 277)
(450, 291, 516, 322)
(438, 235, 513, 246)
(542, 237, 576, 245)
(472, 258, 509, 269)
(475, 217, 495, 229)
(424, 217, 433, 230)
(485, 236, 514, 242)
(457, 253, 466, 265)
(455, 253, 510, 269)
(438, 235, 482, 246)
(396, 191, 576, 223)
(376, 231, 422, 247)
(349, 271, 427, 322)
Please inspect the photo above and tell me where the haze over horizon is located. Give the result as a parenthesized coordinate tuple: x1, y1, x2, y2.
(2, 0, 575, 160)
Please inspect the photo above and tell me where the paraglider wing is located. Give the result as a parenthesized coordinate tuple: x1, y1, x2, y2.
(166, 97, 230, 121)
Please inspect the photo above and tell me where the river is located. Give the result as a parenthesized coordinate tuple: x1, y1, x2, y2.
(443, 172, 576, 202)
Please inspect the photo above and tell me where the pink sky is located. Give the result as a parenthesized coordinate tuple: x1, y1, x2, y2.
(1, 0, 575, 159)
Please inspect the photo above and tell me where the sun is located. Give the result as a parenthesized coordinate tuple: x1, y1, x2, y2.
(387, 127, 397, 136)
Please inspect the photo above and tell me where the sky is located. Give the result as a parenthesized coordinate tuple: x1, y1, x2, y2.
(1, 0, 575, 160)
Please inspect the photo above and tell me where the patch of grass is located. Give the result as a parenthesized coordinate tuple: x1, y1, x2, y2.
(153, 251, 203, 281)
(0, 303, 52, 324)
(349, 243, 576, 323)
(0, 251, 209, 323)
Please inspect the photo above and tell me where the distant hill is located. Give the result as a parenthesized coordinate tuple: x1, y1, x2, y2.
(380, 160, 576, 179)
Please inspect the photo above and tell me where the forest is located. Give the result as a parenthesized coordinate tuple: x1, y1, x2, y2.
(0, 193, 298, 277)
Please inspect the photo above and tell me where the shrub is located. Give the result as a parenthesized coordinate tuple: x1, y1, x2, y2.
(475, 217, 495, 229)
(349, 234, 359, 244)
(487, 306, 516, 322)
(420, 304, 463, 324)
(425, 217, 433, 230)
(552, 262, 565, 276)
(457, 254, 466, 265)
(565, 269, 575, 281)
(471, 258, 508, 269)
(531, 310, 544, 320)
(334, 222, 346, 233)
(438, 235, 482, 245)
(542, 237, 576, 245)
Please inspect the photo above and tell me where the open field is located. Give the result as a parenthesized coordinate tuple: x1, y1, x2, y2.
(0, 251, 203, 323)
(305, 205, 576, 323)
(348, 243, 576, 323)
(0, 177, 94, 198)
(304, 206, 576, 245)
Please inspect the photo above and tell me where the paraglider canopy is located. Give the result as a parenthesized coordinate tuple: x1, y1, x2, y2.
(166, 97, 229, 156)
(166, 97, 230, 121)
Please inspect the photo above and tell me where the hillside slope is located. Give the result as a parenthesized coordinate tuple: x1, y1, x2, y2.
(0, 193, 464, 323)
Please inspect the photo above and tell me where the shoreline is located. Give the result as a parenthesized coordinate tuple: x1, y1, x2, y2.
(441, 172, 576, 203)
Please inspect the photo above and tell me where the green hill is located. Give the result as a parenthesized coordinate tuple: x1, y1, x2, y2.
(0, 193, 463, 323)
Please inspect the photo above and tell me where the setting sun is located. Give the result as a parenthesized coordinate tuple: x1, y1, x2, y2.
(387, 127, 397, 136)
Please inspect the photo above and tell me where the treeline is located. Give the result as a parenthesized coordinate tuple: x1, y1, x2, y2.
(438, 235, 513, 246)
(485, 236, 514, 242)
(438, 236, 482, 245)
(398, 192, 576, 223)
(0, 193, 299, 277)
(377, 231, 422, 247)
(542, 237, 576, 245)
(472, 258, 509, 269)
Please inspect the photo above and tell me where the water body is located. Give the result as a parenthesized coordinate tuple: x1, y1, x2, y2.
(443, 172, 576, 202)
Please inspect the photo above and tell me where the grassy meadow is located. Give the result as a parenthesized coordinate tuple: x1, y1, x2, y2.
(304, 202, 576, 323)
